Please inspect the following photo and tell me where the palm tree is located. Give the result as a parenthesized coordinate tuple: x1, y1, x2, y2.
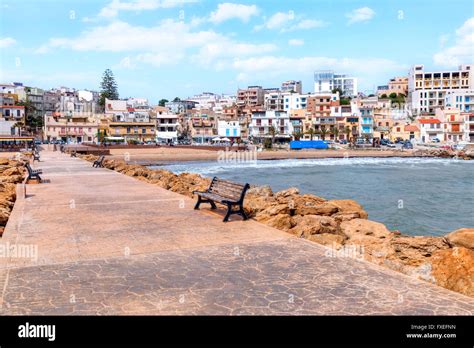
(305, 127, 316, 140)
(344, 126, 351, 142)
(268, 125, 277, 146)
(320, 125, 328, 141)
(332, 127, 340, 141)
(292, 130, 302, 140)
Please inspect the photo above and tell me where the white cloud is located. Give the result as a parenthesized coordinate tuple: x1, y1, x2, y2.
(209, 3, 259, 24)
(283, 19, 327, 32)
(255, 12, 327, 32)
(433, 17, 474, 67)
(229, 55, 406, 88)
(98, 0, 196, 18)
(0, 37, 16, 48)
(36, 19, 277, 70)
(288, 39, 304, 46)
(345, 7, 375, 25)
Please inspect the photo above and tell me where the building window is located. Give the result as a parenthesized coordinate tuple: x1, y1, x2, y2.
(142, 128, 146, 134)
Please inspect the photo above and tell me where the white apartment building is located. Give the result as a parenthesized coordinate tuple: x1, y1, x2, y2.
(283, 93, 310, 111)
(188, 92, 219, 109)
(444, 90, 474, 113)
(264, 91, 287, 111)
(417, 118, 444, 143)
(156, 112, 178, 143)
(314, 71, 358, 96)
(281, 80, 302, 94)
(408, 64, 473, 114)
(249, 111, 291, 140)
(217, 120, 241, 139)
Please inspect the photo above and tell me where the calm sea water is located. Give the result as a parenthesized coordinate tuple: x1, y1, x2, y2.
(154, 158, 474, 236)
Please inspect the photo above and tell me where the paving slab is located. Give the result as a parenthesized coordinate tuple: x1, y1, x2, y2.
(1, 150, 473, 315)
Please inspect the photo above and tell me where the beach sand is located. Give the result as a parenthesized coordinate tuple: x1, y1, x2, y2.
(105, 147, 424, 164)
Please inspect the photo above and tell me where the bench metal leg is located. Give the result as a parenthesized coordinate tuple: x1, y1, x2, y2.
(194, 196, 202, 210)
(223, 204, 233, 222)
(209, 201, 217, 209)
(239, 205, 248, 220)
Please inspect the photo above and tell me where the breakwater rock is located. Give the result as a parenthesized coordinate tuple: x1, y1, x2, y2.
(80, 155, 474, 297)
(0, 158, 26, 236)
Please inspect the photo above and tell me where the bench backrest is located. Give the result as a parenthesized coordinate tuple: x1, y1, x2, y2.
(96, 155, 104, 162)
(208, 177, 249, 202)
(25, 162, 33, 174)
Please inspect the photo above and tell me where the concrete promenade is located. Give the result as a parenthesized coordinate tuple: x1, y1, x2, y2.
(0, 150, 473, 315)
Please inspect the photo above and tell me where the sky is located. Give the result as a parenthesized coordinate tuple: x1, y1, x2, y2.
(0, 0, 473, 102)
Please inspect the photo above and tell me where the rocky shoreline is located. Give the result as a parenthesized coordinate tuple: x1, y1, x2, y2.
(76, 154, 473, 298)
(0, 158, 26, 237)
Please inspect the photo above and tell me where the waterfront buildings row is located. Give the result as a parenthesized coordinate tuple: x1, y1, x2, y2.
(1, 63, 473, 144)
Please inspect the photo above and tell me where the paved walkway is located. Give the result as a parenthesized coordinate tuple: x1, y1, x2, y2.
(1, 151, 473, 315)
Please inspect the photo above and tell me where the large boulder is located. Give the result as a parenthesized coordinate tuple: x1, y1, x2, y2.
(289, 215, 339, 238)
(431, 247, 474, 297)
(247, 185, 273, 197)
(308, 233, 346, 248)
(257, 213, 293, 231)
(340, 218, 392, 239)
(274, 187, 299, 199)
(328, 199, 368, 219)
(386, 235, 449, 266)
(445, 228, 474, 250)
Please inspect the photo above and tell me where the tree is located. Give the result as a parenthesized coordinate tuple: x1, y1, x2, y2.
(332, 126, 340, 141)
(305, 127, 316, 141)
(99, 69, 119, 110)
(268, 125, 278, 146)
(344, 126, 351, 142)
(340, 97, 351, 105)
(381, 94, 388, 98)
(389, 92, 397, 99)
(320, 125, 328, 140)
(159, 99, 169, 107)
(173, 97, 181, 102)
(16, 98, 41, 132)
(292, 130, 302, 140)
(332, 88, 343, 96)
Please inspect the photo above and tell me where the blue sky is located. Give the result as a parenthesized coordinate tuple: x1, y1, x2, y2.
(1, 0, 473, 102)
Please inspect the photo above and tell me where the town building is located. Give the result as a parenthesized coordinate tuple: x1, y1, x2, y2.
(408, 64, 473, 114)
(155, 106, 178, 143)
(314, 71, 358, 96)
(249, 110, 291, 142)
(189, 111, 217, 143)
(217, 120, 241, 140)
(43, 112, 100, 144)
(377, 77, 408, 97)
(436, 107, 465, 143)
(281, 80, 302, 94)
(417, 118, 444, 143)
(444, 90, 474, 112)
(237, 86, 265, 107)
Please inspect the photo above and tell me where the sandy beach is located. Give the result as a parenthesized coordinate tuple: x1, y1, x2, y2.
(103, 147, 427, 164)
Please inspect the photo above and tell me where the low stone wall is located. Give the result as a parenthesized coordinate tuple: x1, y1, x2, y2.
(81, 154, 473, 297)
(0, 158, 26, 236)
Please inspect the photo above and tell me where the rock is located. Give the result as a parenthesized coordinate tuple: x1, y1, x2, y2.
(431, 247, 474, 297)
(257, 213, 293, 231)
(340, 218, 392, 239)
(289, 215, 339, 238)
(274, 187, 299, 199)
(255, 203, 290, 219)
(328, 200, 368, 219)
(243, 195, 276, 217)
(0, 158, 9, 165)
(247, 185, 273, 197)
(308, 233, 346, 248)
(445, 228, 474, 250)
(294, 201, 339, 216)
(386, 235, 449, 266)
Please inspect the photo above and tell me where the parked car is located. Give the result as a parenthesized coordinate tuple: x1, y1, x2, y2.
(339, 139, 348, 144)
(431, 138, 440, 143)
(402, 141, 413, 149)
(34, 140, 42, 145)
(380, 139, 390, 146)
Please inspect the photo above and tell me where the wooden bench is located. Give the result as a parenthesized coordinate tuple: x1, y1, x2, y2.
(92, 155, 105, 168)
(33, 152, 40, 162)
(25, 162, 43, 182)
(193, 177, 250, 222)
